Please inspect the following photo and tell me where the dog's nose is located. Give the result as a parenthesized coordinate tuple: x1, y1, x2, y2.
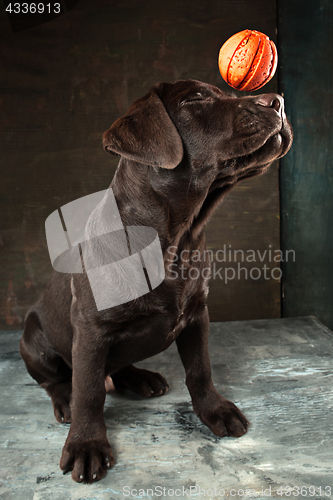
(255, 93, 284, 115)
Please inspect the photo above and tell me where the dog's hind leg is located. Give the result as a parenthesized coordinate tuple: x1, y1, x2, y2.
(110, 365, 169, 398)
(19, 311, 72, 423)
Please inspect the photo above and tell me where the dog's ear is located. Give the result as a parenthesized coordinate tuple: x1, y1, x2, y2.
(103, 90, 183, 169)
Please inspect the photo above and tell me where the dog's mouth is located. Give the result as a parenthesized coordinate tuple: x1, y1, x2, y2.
(220, 115, 293, 182)
(222, 96, 292, 167)
(267, 117, 293, 160)
(251, 110, 293, 164)
(276, 126, 293, 159)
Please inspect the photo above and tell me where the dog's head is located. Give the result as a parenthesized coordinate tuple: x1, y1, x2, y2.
(103, 79, 293, 189)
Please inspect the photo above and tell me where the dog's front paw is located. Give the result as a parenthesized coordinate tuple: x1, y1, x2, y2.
(196, 398, 249, 438)
(60, 435, 114, 483)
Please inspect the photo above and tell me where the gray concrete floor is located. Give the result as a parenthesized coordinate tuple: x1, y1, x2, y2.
(0, 316, 333, 500)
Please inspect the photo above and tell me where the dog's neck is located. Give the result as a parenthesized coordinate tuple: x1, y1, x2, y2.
(110, 157, 237, 250)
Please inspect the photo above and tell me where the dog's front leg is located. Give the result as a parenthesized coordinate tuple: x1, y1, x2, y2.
(60, 329, 114, 483)
(176, 304, 249, 438)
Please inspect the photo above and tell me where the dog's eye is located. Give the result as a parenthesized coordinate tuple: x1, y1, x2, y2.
(190, 92, 204, 100)
(181, 92, 205, 106)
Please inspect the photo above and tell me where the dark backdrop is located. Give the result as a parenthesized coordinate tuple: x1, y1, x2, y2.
(0, 0, 281, 328)
(279, 0, 333, 330)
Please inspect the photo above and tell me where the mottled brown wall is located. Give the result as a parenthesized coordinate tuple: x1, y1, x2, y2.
(0, 0, 280, 328)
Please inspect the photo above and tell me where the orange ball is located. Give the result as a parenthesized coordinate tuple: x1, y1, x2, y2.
(218, 29, 278, 91)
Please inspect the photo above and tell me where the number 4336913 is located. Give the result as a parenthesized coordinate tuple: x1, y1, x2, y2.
(5, 3, 61, 14)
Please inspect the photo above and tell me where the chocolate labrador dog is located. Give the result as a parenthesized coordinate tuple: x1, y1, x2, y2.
(19, 79, 292, 483)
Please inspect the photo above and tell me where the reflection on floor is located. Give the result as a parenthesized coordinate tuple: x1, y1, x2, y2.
(0, 316, 332, 499)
